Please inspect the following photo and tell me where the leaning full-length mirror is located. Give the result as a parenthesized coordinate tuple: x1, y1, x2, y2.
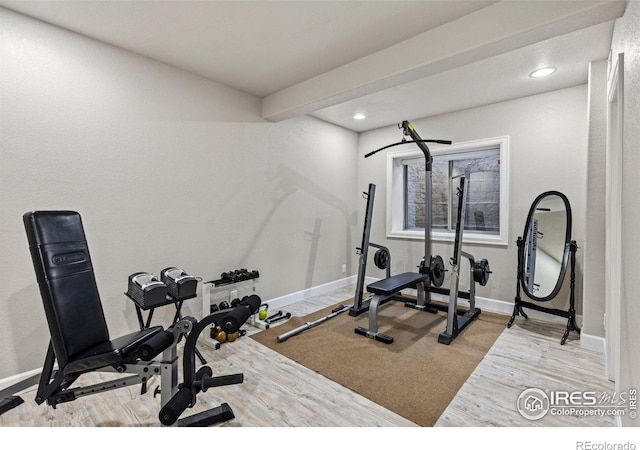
(521, 192, 571, 301)
(508, 191, 580, 345)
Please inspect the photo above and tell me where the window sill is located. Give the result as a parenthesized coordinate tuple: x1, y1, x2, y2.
(387, 229, 509, 247)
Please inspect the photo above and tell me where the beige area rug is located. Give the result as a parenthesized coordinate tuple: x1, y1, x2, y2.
(251, 299, 508, 426)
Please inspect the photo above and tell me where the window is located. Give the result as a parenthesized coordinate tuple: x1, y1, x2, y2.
(387, 136, 509, 246)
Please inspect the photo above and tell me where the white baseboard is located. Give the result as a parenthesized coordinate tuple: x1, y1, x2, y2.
(0, 368, 41, 395)
(265, 275, 357, 309)
(580, 332, 605, 354)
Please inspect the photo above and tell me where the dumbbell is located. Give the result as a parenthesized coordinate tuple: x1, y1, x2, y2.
(215, 329, 228, 343)
(221, 271, 239, 283)
(235, 269, 248, 281)
(231, 269, 247, 281)
(226, 329, 247, 343)
(213, 328, 247, 344)
(247, 270, 259, 280)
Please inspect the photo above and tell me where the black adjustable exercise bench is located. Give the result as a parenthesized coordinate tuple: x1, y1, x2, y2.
(354, 272, 429, 344)
(19, 211, 170, 410)
(0, 210, 257, 426)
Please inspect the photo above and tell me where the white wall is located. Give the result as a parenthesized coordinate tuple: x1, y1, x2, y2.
(0, 8, 358, 379)
(357, 86, 588, 314)
(582, 59, 608, 341)
(610, 0, 640, 428)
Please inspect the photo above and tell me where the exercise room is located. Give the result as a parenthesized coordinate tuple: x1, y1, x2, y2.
(1, 0, 638, 446)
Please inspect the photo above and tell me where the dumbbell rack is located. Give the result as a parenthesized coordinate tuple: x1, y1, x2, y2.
(199, 271, 260, 350)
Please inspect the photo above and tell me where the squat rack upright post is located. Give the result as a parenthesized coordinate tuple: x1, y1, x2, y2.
(400, 120, 435, 303)
(351, 183, 391, 316)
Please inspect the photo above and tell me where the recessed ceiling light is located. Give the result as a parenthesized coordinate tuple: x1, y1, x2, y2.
(353, 113, 366, 120)
(530, 67, 556, 78)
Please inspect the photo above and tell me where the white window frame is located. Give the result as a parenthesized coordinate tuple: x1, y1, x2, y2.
(386, 136, 509, 246)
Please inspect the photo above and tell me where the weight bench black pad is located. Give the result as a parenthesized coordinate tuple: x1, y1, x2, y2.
(23, 211, 163, 376)
(367, 272, 428, 296)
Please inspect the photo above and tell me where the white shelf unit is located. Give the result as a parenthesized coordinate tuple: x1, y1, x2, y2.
(199, 277, 260, 349)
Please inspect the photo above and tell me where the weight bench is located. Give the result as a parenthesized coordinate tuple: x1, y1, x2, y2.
(354, 272, 428, 344)
(0, 210, 253, 426)
(17, 211, 172, 410)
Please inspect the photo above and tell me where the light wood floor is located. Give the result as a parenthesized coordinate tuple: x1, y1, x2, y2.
(0, 284, 615, 430)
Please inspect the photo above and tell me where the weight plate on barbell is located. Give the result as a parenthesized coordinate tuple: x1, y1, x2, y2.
(430, 255, 446, 287)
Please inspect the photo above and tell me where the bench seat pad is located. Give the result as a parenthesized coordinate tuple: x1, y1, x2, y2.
(367, 272, 428, 296)
(63, 326, 163, 374)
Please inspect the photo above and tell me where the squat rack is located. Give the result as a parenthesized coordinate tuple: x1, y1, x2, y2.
(352, 120, 490, 345)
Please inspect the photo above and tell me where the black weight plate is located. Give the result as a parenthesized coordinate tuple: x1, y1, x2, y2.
(430, 255, 446, 287)
(473, 259, 491, 286)
(374, 249, 389, 270)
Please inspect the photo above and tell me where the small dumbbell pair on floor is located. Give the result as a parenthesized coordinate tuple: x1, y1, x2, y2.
(258, 305, 292, 325)
(209, 325, 247, 344)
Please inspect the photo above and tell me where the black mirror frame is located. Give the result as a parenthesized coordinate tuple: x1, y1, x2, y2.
(519, 190, 572, 302)
(509, 190, 580, 345)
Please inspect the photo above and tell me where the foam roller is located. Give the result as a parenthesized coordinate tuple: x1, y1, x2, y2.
(159, 387, 193, 426)
(240, 294, 261, 314)
(138, 330, 175, 361)
(220, 307, 251, 334)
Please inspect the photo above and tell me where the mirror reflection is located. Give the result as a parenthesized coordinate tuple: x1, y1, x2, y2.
(522, 194, 569, 299)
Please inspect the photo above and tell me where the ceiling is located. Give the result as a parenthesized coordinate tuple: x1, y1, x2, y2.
(0, 0, 628, 132)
